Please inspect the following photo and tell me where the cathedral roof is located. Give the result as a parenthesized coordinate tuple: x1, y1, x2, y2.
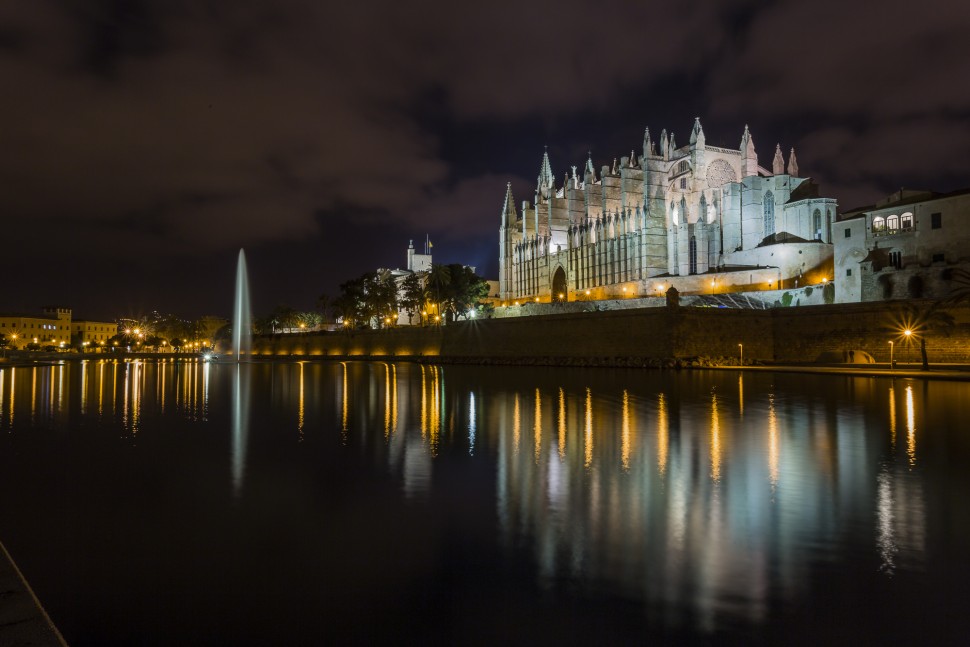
(786, 178, 821, 203)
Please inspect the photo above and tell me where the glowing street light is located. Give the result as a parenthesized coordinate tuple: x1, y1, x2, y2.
(889, 340, 894, 369)
(739, 343, 743, 366)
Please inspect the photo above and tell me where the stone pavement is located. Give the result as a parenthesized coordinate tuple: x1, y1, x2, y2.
(0, 541, 66, 646)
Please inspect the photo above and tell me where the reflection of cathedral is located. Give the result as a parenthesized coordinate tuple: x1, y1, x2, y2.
(499, 120, 838, 301)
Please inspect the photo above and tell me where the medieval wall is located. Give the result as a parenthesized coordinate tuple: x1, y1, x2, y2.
(249, 303, 970, 365)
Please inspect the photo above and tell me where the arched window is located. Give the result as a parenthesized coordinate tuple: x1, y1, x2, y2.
(813, 209, 822, 240)
(763, 191, 775, 236)
(887, 215, 899, 231)
(901, 212, 914, 229)
(872, 216, 886, 232)
(689, 235, 697, 274)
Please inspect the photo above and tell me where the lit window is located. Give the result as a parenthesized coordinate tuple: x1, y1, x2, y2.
(872, 216, 885, 232)
(887, 215, 899, 230)
(901, 212, 913, 229)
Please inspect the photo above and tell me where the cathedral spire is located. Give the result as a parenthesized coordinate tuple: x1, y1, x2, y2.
(501, 182, 517, 228)
(689, 117, 705, 147)
(537, 148, 554, 201)
(741, 125, 758, 177)
(585, 153, 596, 182)
(669, 132, 676, 152)
(660, 129, 669, 161)
(772, 144, 785, 175)
(643, 127, 652, 160)
(787, 147, 799, 177)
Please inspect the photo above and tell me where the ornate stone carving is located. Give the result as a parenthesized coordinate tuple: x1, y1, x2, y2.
(706, 158, 737, 188)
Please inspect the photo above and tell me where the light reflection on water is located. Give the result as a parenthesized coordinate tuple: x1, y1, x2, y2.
(0, 360, 967, 642)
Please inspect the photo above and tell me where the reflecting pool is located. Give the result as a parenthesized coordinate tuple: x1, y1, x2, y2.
(1, 359, 969, 644)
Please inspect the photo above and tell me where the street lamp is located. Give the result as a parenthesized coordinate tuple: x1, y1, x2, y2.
(889, 340, 894, 369)
(739, 343, 743, 366)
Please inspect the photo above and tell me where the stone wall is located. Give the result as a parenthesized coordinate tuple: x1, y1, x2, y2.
(250, 301, 970, 365)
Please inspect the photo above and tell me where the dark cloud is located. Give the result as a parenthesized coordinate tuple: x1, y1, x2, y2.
(0, 0, 967, 317)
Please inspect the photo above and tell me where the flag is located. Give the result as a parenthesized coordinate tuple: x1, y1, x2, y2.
(429, 241, 433, 248)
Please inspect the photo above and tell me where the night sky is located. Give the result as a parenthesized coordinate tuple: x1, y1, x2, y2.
(3, 0, 969, 320)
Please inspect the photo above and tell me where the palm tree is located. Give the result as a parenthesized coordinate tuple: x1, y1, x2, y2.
(426, 264, 451, 322)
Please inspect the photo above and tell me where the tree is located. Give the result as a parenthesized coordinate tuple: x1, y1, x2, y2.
(426, 264, 452, 320)
(400, 273, 425, 325)
(895, 301, 956, 371)
(295, 311, 322, 331)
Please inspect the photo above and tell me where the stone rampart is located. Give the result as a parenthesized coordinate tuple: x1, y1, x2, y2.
(250, 301, 970, 365)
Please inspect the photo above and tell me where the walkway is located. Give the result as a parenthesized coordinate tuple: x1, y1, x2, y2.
(0, 541, 67, 646)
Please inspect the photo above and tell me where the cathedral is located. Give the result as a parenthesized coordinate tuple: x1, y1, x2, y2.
(499, 119, 838, 302)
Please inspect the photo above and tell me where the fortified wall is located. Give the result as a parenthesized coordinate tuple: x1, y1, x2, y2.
(249, 302, 970, 365)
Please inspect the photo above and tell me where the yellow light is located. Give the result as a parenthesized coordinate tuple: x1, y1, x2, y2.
(585, 290, 590, 295)
(134, 328, 140, 335)
(124, 329, 131, 335)
(622, 287, 627, 292)
(535, 297, 539, 303)
(558, 293, 564, 299)
(904, 329, 912, 337)
(514, 301, 519, 306)
(822, 277, 828, 283)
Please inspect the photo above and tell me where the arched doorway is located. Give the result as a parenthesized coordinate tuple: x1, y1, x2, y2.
(552, 266, 567, 302)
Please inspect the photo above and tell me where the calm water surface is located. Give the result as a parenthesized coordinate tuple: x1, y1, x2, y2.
(1, 359, 969, 644)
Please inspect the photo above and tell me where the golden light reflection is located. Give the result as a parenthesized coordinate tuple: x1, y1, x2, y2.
(31, 367, 37, 422)
(906, 385, 916, 467)
(513, 392, 521, 455)
(557, 387, 566, 461)
(768, 393, 779, 488)
(420, 364, 427, 439)
(621, 389, 631, 471)
(710, 392, 721, 483)
(391, 364, 398, 435)
(657, 393, 668, 476)
(468, 391, 476, 454)
(298, 362, 305, 440)
(159, 360, 166, 414)
(81, 362, 88, 415)
(584, 387, 593, 468)
(888, 384, 896, 449)
(383, 362, 390, 439)
(341, 362, 349, 441)
(429, 366, 441, 456)
(534, 388, 542, 464)
(0, 370, 5, 424)
(8, 368, 14, 427)
(738, 374, 744, 417)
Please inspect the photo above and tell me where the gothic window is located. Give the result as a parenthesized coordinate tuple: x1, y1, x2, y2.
(872, 216, 886, 232)
(901, 212, 914, 229)
(813, 209, 822, 240)
(680, 197, 687, 224)
(680, 178, 687, 190)
(689, 235, 697, 274)
(887, 215, 899, 231)
(763, 191, 775, 236)
(678, 160, 689, 174)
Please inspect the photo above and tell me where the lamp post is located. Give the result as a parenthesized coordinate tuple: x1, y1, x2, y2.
(739, 343, 743, 366)
(889, 340, 894, 369)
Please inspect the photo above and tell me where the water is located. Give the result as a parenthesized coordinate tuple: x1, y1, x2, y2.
(0, 360, 968, 645)
(232, 249, 252, 359)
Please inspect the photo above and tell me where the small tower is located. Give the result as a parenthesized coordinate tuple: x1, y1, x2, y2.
(660, 129, 669, 161)
(689, 117, 705, 148)
(643, 127, 653, 160)
(537, 149, 555, 202)
(787, 148, 799, 177)
(740, 125, 758, 177)
(772, 144, 785, 175)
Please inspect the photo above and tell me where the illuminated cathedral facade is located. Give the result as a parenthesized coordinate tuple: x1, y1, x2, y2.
(499, 119, 838, 302)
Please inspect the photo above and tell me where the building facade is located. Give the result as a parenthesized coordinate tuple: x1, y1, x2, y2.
(499, 120, 837, 302)
(835, 188, 970, 302)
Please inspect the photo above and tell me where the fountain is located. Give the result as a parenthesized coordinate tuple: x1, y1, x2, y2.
(232, 249, 252, 360)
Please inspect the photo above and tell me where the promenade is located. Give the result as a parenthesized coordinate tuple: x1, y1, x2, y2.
(0, 542, 66, 647)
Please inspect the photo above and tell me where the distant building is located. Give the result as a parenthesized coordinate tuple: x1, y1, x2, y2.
(0, 307, 73, 349)
(499, 119, 837, 303)
(835, 188, 970, 302)
(72, 319, 118, 350)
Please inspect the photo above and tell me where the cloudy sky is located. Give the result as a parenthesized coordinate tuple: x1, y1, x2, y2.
(3, 0, 969, 319)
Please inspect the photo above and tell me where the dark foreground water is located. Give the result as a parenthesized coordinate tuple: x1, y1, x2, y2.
(1, 359, 969, 645)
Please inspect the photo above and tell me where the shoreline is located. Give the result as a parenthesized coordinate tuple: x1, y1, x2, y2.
(3, 352, 969, 380)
